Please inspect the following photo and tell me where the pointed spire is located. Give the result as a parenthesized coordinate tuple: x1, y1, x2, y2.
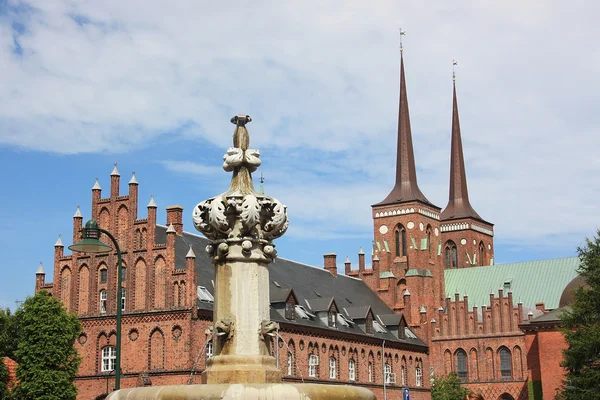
(111, 163, 120, 176)
(441, 79, 483, 221)
(345, 256, 350, 263)
(166, 223, 176, 233)
(36, 261, 45, 274)
(186, 245, 196, 258)
(129, 171, 138, 185)
(92, 178, 101, 190)
(54, 234, 64, 247)
(376, 50, 432, 206)
(73, 205, 82, 218)
(358, 246, 364, 255)
(147, 195, 157, 208)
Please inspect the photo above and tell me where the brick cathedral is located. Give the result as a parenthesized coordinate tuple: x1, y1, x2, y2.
(33, 51, 579, 400)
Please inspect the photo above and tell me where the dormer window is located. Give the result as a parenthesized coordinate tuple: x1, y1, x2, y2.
(366, 312, 374, 334)
(285, 301, 295, 320)
(328, 311, 337, 328)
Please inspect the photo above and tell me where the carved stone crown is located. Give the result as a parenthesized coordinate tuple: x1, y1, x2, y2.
(192, 115, 288, 262)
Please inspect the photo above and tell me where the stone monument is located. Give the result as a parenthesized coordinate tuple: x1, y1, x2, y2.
(107, 116, 375, 399)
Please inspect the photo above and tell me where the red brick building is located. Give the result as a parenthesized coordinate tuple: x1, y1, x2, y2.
(33, 51, 579, 400)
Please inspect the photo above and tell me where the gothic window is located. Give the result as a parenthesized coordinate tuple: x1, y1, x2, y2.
(349, 359, 356, 381)
(426, 225, 432, 258)
(444, 241, 458, 268)
(401, 356, 407, 385)
(99, 290, 107, 314)
(100, 269, 107, 284)
(101, 346, 116, 372)
(285, 302, 295, 320)
(395, 225, 407, 257)
(500, 347, 512, 379)
(479, 241, 485, 266)
(308, 354, 319, 378)
(121, 267, 126, 281)
(206, 341, 213, 359)
(120, 288, 126, 312)
(456, 349, 468, 380)
(328, 311, 337, 328)
(368, 362, 373, 382)
(287, 352, 293, 376)
(329, 357, 336, 379)
(384, 363, 392, 384)
(416, 362, 423, 387)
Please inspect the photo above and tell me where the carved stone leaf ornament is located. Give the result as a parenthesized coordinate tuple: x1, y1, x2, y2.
(208, 196, 229, 234)
(192, 199, 218, 240)
(241, 195, 261, 232)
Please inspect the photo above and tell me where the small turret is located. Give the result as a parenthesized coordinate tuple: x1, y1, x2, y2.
(128, 172, 139, 220)
(110, 163, 120, 198)
(35, 262, 45, 292)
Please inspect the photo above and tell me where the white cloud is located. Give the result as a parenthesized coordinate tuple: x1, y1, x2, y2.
(1, 0, 599, 251)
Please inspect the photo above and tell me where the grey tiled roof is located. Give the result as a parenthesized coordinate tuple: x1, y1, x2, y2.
(155, 225, 427, 349)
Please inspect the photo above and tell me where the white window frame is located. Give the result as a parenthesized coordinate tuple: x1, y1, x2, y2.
(384, 363, 392, 384)
(197, 286, 214, 303)
(368, 362, 373, 382)
(328, 311, 337, 328)
(100, 290, 107, 314)
(349, 359, 356, 381)
(308, 354, 318, 378)
(329, 357, 336, 380)
(101, 346, 116, 372)
(120, 288, 126, 312)
(416, 365, 422, 387)
(401, 365, 406, 385)
(287, 352, 293, 376)
(206, 341, 213, 359)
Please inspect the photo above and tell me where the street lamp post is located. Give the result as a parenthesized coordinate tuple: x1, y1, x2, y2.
(69, 220, 124, 390)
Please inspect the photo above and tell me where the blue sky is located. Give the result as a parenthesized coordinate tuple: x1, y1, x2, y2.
(1, 1, 599, 310)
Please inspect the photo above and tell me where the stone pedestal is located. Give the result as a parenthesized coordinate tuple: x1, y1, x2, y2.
(106, 383, 376, 399)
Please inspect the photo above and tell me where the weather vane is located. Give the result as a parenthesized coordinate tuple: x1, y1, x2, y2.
(453, 59, 458, 81)
(400, 28, 406, 52)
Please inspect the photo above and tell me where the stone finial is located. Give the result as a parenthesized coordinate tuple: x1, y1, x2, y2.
(36, 262, 45, 274)
(148, 195, 157, 208)
(73, 205, 82, 218)
(358, 246, 364, 255)
(111, 163, 120, 176)
(129, 171, 138, 185)
(420, 305, 427, 314)
(92, 178, 101, 190)
(54, 234, 64, 247)
(373, 254, 379, 261)
(345, 256, 350, 263)
(166, 223, 176, 233)
(404, 288, 411, 296)
(186, 245, 196, 259)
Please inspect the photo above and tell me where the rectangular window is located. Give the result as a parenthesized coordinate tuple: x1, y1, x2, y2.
(206, 341, 213, 359)
(368, 362, 373, 382)
(120, 288, 126, 312)
(287, 352, 293, 376)
(308, 354, 318, 378)
(349, 359, 355, 381)
(285, 302, 295, 320)
(328, 311, 336, 328)
(329, 357, 336, 379)
(416, 366, 422, 387)
(121, 267, 126, 281)
(101, 346, 116, 372)
(100, 269, 107, 284)
(385, 364, 392, 384)
(100, 290, 107, 314)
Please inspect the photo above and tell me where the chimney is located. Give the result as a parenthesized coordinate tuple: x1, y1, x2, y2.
(129, 172, 139, 220)
(110, 163, 120, 198)
(344, 256, 351, 275)
(323, 253, 337, 276)
(358, 247, 365, 271)
(535, 302, 547, 314)
(166, 205, 184, 235)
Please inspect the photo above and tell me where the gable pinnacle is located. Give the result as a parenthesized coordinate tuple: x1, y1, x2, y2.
(92, 178, 101, 190)
(73, 205, 82, 218)
(441, 78, 484, 222)
(166, 223, 176, 233)
(186, 245, 196, 258)
(111, 162, 120, 176)
(374, 49, 433, 207)
(148, 195, 157, 208)
(54, 234, 64, 247)
(129, 171, 138, 185)
(36, 261, 45, 274)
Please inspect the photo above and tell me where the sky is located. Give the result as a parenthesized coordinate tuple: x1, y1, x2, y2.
(1, 1, 599, 310)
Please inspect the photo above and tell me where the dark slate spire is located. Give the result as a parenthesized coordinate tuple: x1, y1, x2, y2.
(441, 81, 482, 221)
(376, 52, 432, 206)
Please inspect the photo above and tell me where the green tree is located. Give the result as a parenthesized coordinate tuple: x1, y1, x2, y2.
(431, 372, 469, 400)
(10, 291, 81, 400)
(0, 358, 8, 400)
(0, 308, 19, 360)
(558, 230, 600, 400)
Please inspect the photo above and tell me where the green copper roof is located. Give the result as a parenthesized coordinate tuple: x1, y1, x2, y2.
(444, 257, 580, 310)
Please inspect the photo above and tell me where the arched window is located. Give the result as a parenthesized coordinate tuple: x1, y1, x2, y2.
(384, 363, 392, 384)
(100, 268, 107, 284)
(500, 347, 512, 379)
(416, 363, 423, 387)
(121, 266, 126, 281)
(101, 346, 116, 372)
(309, 354, 319, 378)
(368, 362, 373, 382)
(444, 241, 458, 268)
(287, 352, 293, 376)
(401, 356, 407, 385)
(395, 225, 407, 257)
(426, 225, 432, 258)
(456, 349, 468, 380)
(99, 290, 107, 314)
(206, 341, 213, 359)
(479, 241, 485, 266)
(349, 359, 356, 381)
(329, 356, 336, 379)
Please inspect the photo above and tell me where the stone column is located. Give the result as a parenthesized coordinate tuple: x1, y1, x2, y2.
(193, 115, 288, 384)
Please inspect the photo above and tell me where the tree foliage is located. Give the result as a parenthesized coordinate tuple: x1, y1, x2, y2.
(0, 358, 8, 400)
(431, 372, 469, 400)
(558, 230, 600, 399)
(10, 291, 81, 400)
(0, 309, 19, 361)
